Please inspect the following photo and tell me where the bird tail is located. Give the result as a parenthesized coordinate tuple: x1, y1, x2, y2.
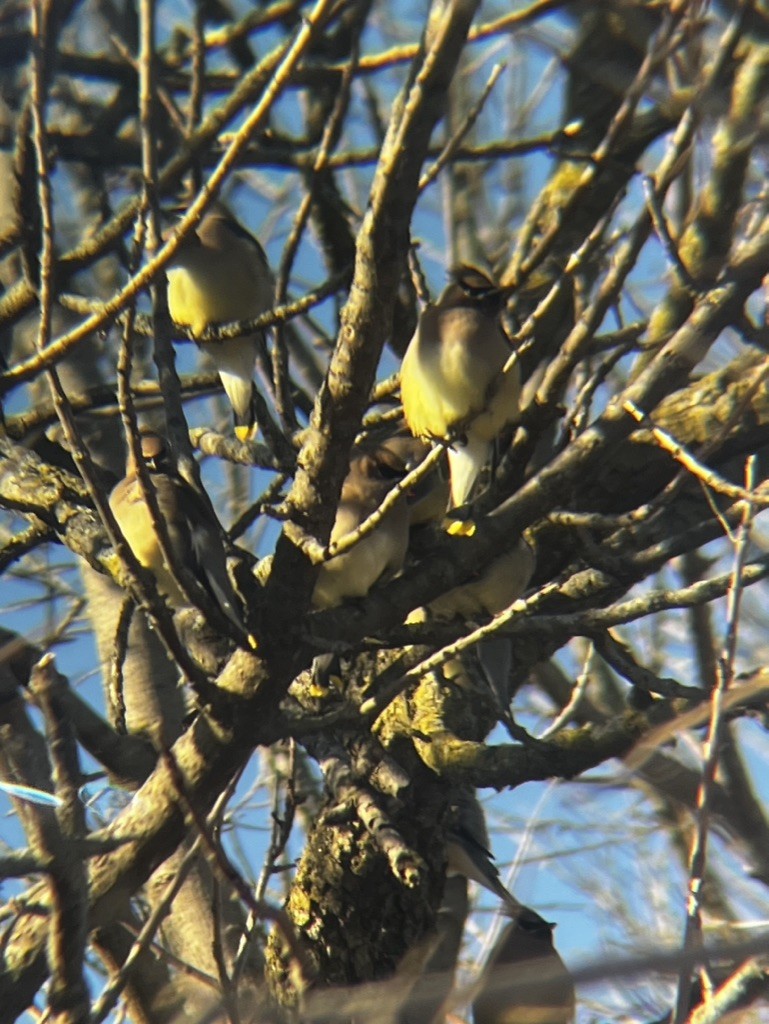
(210, 575, 256, 647)
(447, 434, 490, 508)
(446, 826, 522, 914)
(477, 637, 513, 709)
(201, 336, 258, 441)
(233, 392, 259, 443)
(200, 551, 258, 649)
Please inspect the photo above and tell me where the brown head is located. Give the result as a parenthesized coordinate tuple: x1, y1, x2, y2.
(438, 264, 511, 316)
(196, 202, 267, 260)
(124, 431, 171, 477)
(166, 201, 254, 255)
(356, 432, 449, 525)
(343, 446, 409, 501)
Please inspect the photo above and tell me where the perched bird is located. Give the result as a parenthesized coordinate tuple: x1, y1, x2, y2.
(428, 537, 534, 622)
(400, 265, 519, 513)
(379, 428, 534, 623)
(436, 535, 534, 709)
(312, 446, 411, 610)
(166, 203, 273, 442)
(387, 417, 534, 713)
(472, 909, 575, 1024)
(448, 796, 575, 1024)
(446, 789, 523, 914)
(375, 433, 450, 528)
(109, 431, 251, 642)
(402, 519, 533, 713)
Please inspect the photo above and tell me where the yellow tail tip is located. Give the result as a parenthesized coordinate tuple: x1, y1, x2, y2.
(247, 633, 258, 650)
(235, 424, 257, 443)
(308, 673, 343, 699)
(444, 517, 476, 538)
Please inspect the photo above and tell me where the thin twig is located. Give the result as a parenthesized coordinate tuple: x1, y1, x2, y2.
(558, 330, 638, 442)
(322, 445, 445, 563)
(211, 811, 241, 1024)
(1, 0, 338, 388)
(393, 555, 769, 677)
(526, 195, 650, 401)
(29, 9, 94, 1011)
(56, 271, 346, 341)
(624, 399, 769, 505)
(508, 6, 690, 287)
(337, 0, 578, 78)
(538, 641, 593, 738)
(110, 30, 216, 680)
(108, 597, 133, 735)
(359, 583, 562, 723)
(419, 62, 505, 191)
(158, 741, 315, 985)
(643, 174, 698, 293)
(673, 455, 757, 1024)
(594, 629, 702, 701)
(272, 33, 360, 430)
(108, 31, 187, 137)
(228, 472, 289, 542)
(89, 834, 206, 1024)
(253, 741, 296, 904)
(407, 245, 431, 305)
(233, 743, 299, 984)
(186, 0, 205, 195)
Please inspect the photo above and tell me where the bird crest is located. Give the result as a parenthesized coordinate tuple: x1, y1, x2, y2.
(443, 264, 509, 314)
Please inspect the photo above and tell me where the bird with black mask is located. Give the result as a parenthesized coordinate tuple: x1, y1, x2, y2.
(166, 202, 273, 442)
(400, 265, 519, 525)
(109, 430, 253, 646)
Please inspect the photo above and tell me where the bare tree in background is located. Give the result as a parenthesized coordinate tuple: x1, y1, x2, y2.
(3, 1, 769, 1021)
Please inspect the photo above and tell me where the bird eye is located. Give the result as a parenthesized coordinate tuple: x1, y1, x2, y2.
(371, 451, 407, 482)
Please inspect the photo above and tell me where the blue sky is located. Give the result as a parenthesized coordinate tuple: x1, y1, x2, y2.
(4, 2, 769, 1020)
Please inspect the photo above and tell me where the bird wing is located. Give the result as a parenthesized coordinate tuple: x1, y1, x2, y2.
(312, 499, 409, 609)
(172, 479, 247, 635)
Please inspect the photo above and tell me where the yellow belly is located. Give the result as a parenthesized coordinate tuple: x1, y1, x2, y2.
(167, 264, 267, 337)
(401, 308, 519, 441)
(110, 490, 187, 607)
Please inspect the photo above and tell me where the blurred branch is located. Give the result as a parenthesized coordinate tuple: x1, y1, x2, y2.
(674, 456, 757, 1022)
(0, 0, 336, 357)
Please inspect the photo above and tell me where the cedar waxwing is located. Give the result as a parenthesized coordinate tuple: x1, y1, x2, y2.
(400, 265, 520, 512)
(450, 794, 574, 1024)
(109, 431, 251, 641)
(376, 433, 450, 527)
(311, 447, 411, 610)
(391, 421, 535, 715)
(446, 790, 523, 915)
(407, 537, 534, 712)
(376, 429, 534, 619)
(472, 909, 575, 1024)
(166, 203, 273, 442)
(428, 537, 534, 621)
